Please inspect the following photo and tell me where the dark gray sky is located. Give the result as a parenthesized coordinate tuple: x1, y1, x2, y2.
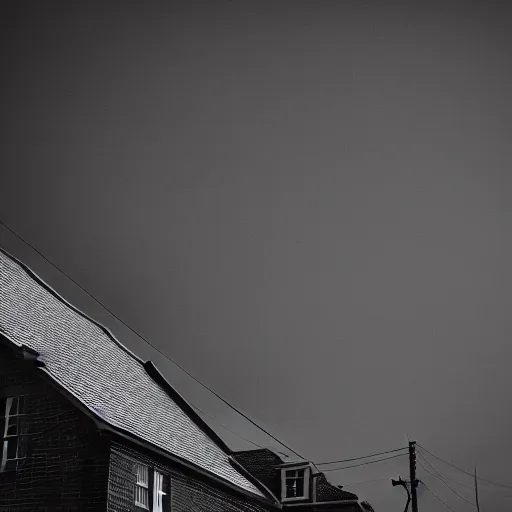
(1, 2, 512, 510)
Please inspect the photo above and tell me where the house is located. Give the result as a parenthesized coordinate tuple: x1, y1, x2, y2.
(233, 449, 366, 511)
(0, 248, 277, 511)
(0, 247, 369, 511)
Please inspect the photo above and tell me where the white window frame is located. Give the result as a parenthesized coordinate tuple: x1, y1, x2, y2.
(1, 395, 27, 472)
(152, 470, 166, 512)
(134, 463, 149, 509)
(281, 465, 310, 502)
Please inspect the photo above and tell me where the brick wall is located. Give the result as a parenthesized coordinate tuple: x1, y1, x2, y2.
(108, 442, 275, 512)
(0, 344, 110, 511)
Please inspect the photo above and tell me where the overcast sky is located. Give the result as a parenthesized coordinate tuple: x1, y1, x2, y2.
(1, 2, 512, 510)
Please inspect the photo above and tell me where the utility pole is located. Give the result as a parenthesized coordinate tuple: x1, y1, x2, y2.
(409, 441, 418, 512)
(474, 466, 480, 512)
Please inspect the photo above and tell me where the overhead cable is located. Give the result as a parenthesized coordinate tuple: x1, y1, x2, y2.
(417, 443, 512, 490)
(0, 219, 304, 459)
(417, 456, 476, 507)
(316, 447, 407, 466)
(421, 481, 457, 512)
(323, 453, 407, 472)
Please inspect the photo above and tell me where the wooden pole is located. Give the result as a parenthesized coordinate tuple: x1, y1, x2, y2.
(409, 442, 418, 512)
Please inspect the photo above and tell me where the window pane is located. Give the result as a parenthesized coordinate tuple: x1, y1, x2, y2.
(4, 459, 16, 472)
(4, 397, 13, 418)
(13, 397, 19, 415)
(17, 436, 27, 459)
(285, 468, 306, 498)
(18, 396, 26, 414)
(134, 464, 150, 508)
(19, 418, 29, 436)
(136, 485, 149, 506)
(7, 417, 18, 437)
(153, 471, 164, 511)
(286, 484, 296, 498)
(6, 439, 17, 460)
(0, 441, 7, 471)
(136, 464, 149, 486)
(295, 476, 304, 496)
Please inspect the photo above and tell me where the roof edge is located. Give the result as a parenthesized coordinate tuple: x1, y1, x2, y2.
(229, 454, 282, 506)
(142, 360, 232, 455)
(21, 360, 272, 505)
(276, 460, 309, 468)
(105, 426, 276, 506)
(0, 247, 144, 363)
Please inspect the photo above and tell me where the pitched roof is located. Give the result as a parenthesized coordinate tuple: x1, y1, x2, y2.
(0, 249, 264, 498)
(315, 473, 359, 502)
(232, 449, 284, 498)
(233, 448, 359, 504)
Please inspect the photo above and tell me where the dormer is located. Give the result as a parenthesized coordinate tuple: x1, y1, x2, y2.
(278, 461, 315, 503)
(232, 448, 361, 507)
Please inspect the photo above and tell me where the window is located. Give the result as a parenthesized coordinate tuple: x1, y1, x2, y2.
(280, 465, 311, 501)
(152, 470, 165, 512)
(134, 463, 149, 509)
(1, 395, 28, 472)
(285, 468, 306, 498)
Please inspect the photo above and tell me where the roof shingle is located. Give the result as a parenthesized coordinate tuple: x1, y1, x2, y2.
(0, 249, 263, 497)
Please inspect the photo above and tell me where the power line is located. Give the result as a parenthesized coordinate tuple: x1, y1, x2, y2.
(421, 480, 457, 512)
(191, 404, 290, 459)
(341, 477, 391, 487)
(418, 451, 476, 490)
(417, 444, 512, 490)
(417, 452, 452, 481)
(0, 219, 304, 460)
(468, 473, 512, 490)
(429, 471, 476, 490)
(323, 453, 407, 472)
(191, 404, 264, 449)
(417, 444, 474, 476)
(419, 448, 512, 502)
(417, 455, 476, 507)
(316, 447, 408, 466)
(438, 472, 512, 499)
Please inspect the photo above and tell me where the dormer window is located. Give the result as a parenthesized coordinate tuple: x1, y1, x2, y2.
(286, 468, 306, 498)
(280, 464, 311, 502)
